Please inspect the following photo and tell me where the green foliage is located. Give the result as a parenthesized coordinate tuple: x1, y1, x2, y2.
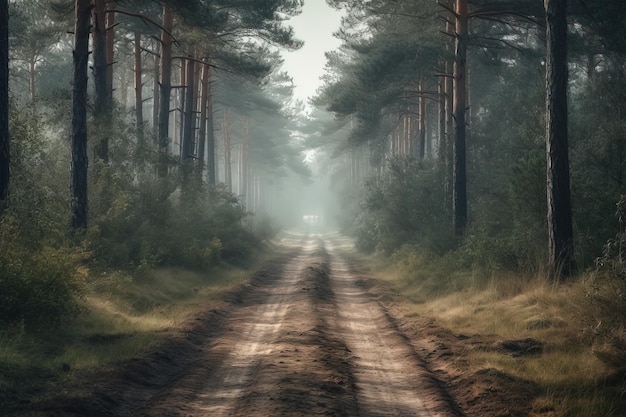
(0, 102, 81, 329)
(353, 158, 453, 254)
(244, 211, 280, 242)
(0, 100, 262, 331)
(570, 61, 626, 265)
(0, 230, 84, 329)
(6, 102, 68, 246)
(79, 112, 259, 271)
(461, 150, 548, 272)
(88, 163, 257, 270)
(584, 195, 626, 370)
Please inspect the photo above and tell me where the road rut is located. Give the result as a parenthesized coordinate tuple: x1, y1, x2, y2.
(133, 234, 460, 416)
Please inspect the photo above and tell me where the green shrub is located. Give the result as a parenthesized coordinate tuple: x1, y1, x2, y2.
(0, 102, 81, 329)
(585, 195, 626, 369)
(0, 222, 84, 329)
(87, 166, 258, 271)
(353, 158, 453, 254)
(244, 211, 280, 242)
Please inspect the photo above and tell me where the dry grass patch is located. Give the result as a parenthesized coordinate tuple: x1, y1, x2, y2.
(61, 265, 253, 367)
(373, 256, 626, 417)
(0, 258, 266, 412)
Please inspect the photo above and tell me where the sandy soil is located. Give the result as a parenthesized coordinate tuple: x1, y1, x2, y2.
(23, 234, 541, 417)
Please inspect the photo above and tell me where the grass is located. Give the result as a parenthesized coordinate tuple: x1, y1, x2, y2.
(0, 256, 268, 412)
(371, 250, 626, 417)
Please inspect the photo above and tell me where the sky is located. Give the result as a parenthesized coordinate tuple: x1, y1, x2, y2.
(281, 1, 344, 103)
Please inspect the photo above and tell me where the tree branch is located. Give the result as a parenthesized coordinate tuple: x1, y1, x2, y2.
(105, 8, 181, 46)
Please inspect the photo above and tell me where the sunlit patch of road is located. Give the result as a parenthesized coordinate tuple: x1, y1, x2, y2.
(326, 239, 443, 417)
(190, 238, 316, 416)
(136, 233, 458, 417)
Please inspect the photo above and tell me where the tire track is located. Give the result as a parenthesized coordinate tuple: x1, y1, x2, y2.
(325, 238, 462, 417)
(131, 234, 461, 416)
(136, 239, 314, 416)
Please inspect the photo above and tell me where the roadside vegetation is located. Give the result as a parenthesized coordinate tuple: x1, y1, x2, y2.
(357, 205, 626, 416)
(2, 0, 626, 416)
(308, 1, 626, 415)
(0, 99, 279, 412)
(1, 0, 303, 411)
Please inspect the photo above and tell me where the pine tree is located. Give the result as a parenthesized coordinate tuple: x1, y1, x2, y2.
(0, 0, 8, 211)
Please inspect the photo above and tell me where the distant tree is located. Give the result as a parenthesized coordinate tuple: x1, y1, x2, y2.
(133, 31, 143, 135)
(181, 52, 197, 189)
(157, 5, 173, 176)
(105, 0, 115, 100)
(70, 0, 91, 230)
(452, 0, 468, 236)
(0, 0, 8, 211)
(197, 58, 211, 184)
(545, 0, 574, 277)
(173, 0, 303, 186)
(92, 0, 110, 162)
(8, 0, 64, 107)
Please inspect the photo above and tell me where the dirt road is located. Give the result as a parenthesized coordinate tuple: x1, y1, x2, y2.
(129, 233, 460, 416)
(27, 233, 543, 417)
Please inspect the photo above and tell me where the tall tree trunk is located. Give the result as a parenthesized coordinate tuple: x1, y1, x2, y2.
(241, 116, 249, 203)
(134, 32, 144, 144)
(0, 0, 9, 210)
(418, 81, 426, 160)
(157, 6, 173, 176)
(105, 1, 115, 101)
(177, 59, 186, 155)
(197, 59, 209, 183)
(545, 0, 575, 277)
(119, 65, 129, 108)
(70, 0, 91, 230)
(403, 113, 409, 156)
(29, 56, 36, 107)
(444, 26, 454, 211)
(223, 107, 232, 192)
(438, 75, 446, 161)
(206, 60, 216, 185)
(445, 69, 453, 174)
(181, 54, 196, 188)
(92, 0, 109, 162)
(426, 103, 433, 158)
(152, 39, 160, 139)
(453, 0, 468, 236)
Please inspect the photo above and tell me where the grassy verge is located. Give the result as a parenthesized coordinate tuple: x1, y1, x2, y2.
(0, 251, 273, 412)
(371, 251, 626, 417)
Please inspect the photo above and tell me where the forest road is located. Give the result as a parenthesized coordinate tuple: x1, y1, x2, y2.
(134, 233, 462, 417)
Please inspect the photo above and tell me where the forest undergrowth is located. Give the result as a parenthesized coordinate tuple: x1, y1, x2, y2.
(0, 103, 279, 412)
(0, 246, 275, 412)
(372, 243, 626, 417)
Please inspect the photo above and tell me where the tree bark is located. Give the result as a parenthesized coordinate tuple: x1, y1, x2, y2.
(453, 0, 468, 236)
(92, 0, 109, 162)
(152, 39, 160, 139)
(197, 58, 209, 183)
(29, 57, 36, 107)
(545, 0, 575, 278)
(181, 54, 196, 187)
(0, 0, 9, 210)
(223, 107, 232, 192)
(206, 59, 216, 186)
(444, 17, 454, 211)
(134, 32, 144, 140)
(157, 6, 173, 176)
(418, 80, 426, 160)
(177, 58, 186, 154)
(70, 0, 91, 230)
(241, 116, 249, 204)
(105, 1, 115, 101)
